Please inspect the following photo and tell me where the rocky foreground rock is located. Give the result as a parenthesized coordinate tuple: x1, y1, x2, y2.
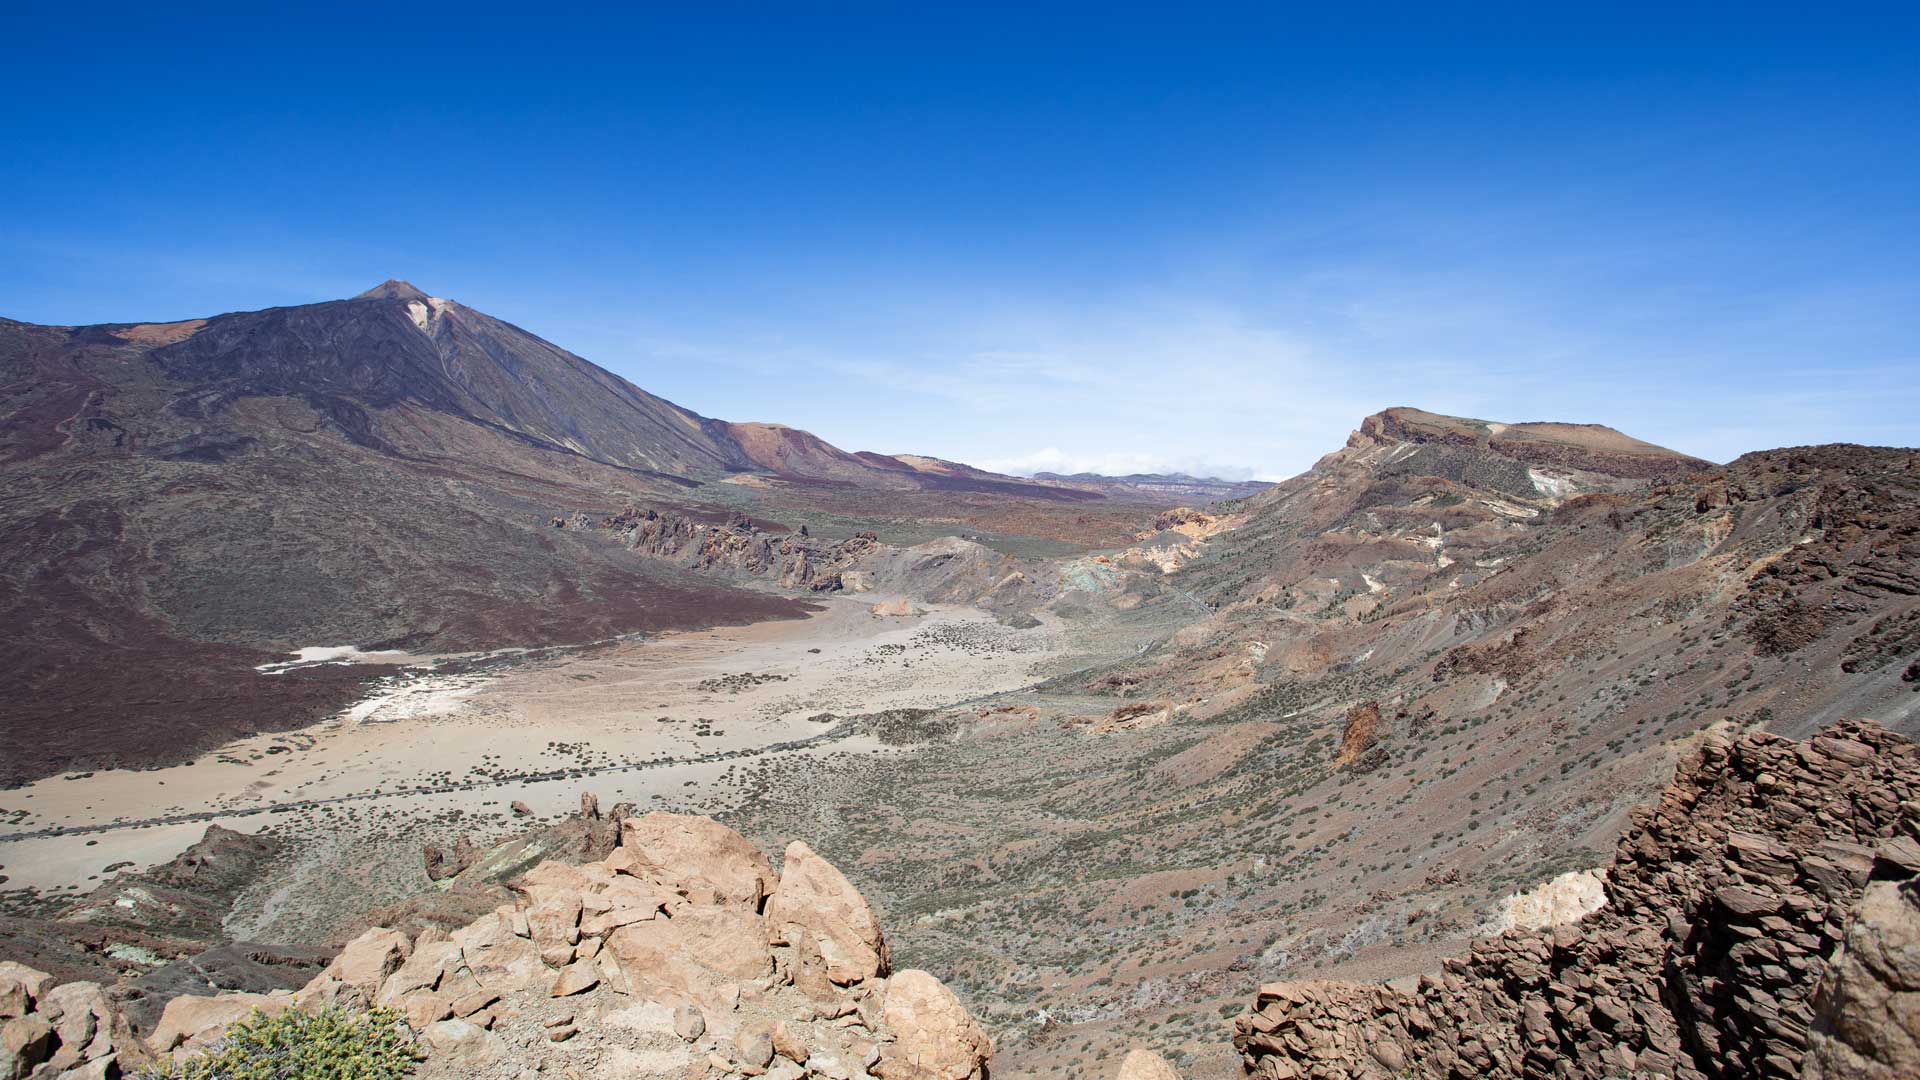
(1, 813, 991, 1080)
(10, 724, 1919, 1080)
(1233, 720, 1920, 1080)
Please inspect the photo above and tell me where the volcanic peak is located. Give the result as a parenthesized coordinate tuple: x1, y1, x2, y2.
(355, 278, 432, 301)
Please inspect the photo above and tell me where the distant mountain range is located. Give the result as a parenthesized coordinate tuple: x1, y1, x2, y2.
(1029, 471, 1273, 501)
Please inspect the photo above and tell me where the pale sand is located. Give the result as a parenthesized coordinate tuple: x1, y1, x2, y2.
(0, 596, 1062, 901)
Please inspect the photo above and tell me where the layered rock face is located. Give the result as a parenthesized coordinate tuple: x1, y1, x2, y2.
(0, 813, 991, 1080)
(1233, 721, 1920, 1080)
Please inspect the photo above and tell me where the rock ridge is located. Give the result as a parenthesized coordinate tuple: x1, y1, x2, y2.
(0, 812, 992, 1080)
(1232, 720, 1920, 1080)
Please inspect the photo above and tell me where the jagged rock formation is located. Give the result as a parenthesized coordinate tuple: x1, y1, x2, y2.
(1, 963, 152, 1079)
(564, 506, 1063, 615)
(586, 507, 882, 592)
(1231, 721, 1920, 1080)
(0, 814, 992, 1080)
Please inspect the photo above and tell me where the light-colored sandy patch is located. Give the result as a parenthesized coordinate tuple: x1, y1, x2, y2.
(338, 669, 492, 724)
(1485, 867, 1607, 933)
(255, 645, 439, 673)
(0, 598, 1065, 897)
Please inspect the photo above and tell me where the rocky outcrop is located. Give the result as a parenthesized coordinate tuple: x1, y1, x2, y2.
(1731, 445, 1920, 656)
(589, 507, 881, 592)
(0, 967, 154, 1079)
(0, 825, 335, 1038)
(1804, 876, 1920, 1079)
(1332, 701, 1382, 770)
(766, 841, 889, 989)
(2, 814, 991, 1080)
(874, 970, 992, 1080)
(1232, 721, 1920, 1080)
(568, 506, 1065, 616)
(58, 825, 280, 942)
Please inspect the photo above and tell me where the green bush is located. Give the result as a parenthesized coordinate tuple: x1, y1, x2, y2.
(140, 1006, 422, 1080)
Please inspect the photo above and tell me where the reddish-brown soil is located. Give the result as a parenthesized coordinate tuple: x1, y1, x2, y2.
(1, 560, 813, 786)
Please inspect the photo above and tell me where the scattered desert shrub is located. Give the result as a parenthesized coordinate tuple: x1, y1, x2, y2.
(138, 1006, 422, 1080)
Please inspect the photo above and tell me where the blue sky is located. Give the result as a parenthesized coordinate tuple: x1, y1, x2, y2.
(4, 6, 1916, 478)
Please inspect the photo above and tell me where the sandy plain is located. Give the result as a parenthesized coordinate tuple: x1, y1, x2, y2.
(0, 594, 1064, 938)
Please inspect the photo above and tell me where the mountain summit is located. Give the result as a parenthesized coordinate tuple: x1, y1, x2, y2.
(354, 278, 431, 301)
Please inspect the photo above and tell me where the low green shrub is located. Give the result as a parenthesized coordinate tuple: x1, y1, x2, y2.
(139, 1006, 422, 1080)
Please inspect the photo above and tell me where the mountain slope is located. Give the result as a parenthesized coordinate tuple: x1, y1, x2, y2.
(0, 284, 855, 782)
(146, 280, 752, 477)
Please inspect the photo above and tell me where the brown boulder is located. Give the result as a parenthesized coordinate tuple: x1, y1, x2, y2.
(452, 911, 545, 993)
(147, 991, 291, 1054)
(3, 1016, 55, 1079)
(527, 889, 583, 953)
(604, 903, 772, 1006)
(420, 1017, 505, 1065)
(738, 1025, 776, 1069)
(676, 1002, 708, 1042)
(1116, 1048, 1184, 1080)
(549, 959, 600, 997)
(0, 964, 52, 1022)
(765, 840, 888, 985)
(674, 905, 775, 978)
(617, 812, 778, 908)
(1805, 877, 1920, 1079)
(324, 927, 412, 1000)
(875, 970, 992, 1080)
(37, 981, 119, 1070)
(374, 939, 463, 1006)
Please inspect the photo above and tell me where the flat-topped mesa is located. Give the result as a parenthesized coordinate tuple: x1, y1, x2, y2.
(1348, 405, 1712, 480)
(1, 813, 993, 1080)
(1232, 720, 1920, 1080)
